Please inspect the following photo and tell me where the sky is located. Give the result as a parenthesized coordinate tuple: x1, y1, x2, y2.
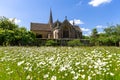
(0, 0, 120, 36)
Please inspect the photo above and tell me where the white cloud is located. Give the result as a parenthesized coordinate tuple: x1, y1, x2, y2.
(69, 19, 84, 25)
(83, 31, 92, 36)
(96, 25, 107, 29)
(81, 27, 90, 32)
(88, 0, 112, 7)
(81, 27, 91, 36)
(9, 18, 21, 24)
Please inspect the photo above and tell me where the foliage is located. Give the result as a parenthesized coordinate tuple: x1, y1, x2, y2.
(82, 35, 90, 39)
(90, 28, 99, 46)
(67, 39, 83, 46)
(99, 24, 120, 46)
(0, 47, 120, 80)
(45, 40, 57, 46)
(89, 25, 120, 46)
(0, 16, 36, 46)
(0, 16, 18, 30)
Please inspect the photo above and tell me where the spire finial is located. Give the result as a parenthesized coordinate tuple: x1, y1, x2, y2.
(65, 16, 67, 20)
(49, 8, 53, 25)
(73, 20, 75, 25)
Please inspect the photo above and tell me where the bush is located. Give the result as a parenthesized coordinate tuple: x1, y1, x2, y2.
(67, 39, 83, 46)
(45, 40, 57, 46)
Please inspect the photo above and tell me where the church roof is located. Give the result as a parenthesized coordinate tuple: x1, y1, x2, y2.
(61, 19, 72, 27)
(53, 20, 62, 28)
(31, 23, 51, 31)
(74, 25, 82, 32)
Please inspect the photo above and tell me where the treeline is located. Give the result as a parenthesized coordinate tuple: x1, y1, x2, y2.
(0, 16, 120, 46)
(89, 25, 120, 46)
(0, 17, 35, 46)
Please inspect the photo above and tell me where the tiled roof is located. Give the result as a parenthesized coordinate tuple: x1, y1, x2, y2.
(31, 22, 51, 31)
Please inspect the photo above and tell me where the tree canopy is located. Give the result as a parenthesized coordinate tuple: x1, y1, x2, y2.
(90, 25, 120, 46)
(0, 16, 35, 46)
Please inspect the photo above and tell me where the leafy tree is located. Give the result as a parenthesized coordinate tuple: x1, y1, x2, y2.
(0, 16, 36, 46)
(0, 16, 18, 30)
(90, 28, 99, 46)
(103, 25, 120, 46)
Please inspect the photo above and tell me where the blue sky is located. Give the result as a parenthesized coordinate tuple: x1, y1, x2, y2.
(0, 0, 120, 36)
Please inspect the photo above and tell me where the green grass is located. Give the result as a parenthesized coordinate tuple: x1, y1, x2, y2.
(0, 46, 120, 80)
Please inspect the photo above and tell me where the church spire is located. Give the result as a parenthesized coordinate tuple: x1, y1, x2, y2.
(49, 8, 53, 25)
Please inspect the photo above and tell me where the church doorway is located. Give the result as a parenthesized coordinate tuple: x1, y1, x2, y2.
(63, 27, 69, 38)
(36, 34, 42, 38)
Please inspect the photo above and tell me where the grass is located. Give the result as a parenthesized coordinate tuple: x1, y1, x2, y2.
(0, 46, 120, 80)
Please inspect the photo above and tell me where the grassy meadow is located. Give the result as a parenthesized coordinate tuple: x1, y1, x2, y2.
(0, 46, 120, 80)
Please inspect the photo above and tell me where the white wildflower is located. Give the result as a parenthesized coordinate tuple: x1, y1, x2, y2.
(7, 71, 13, 75)
(17, 61, 24, 66)
(51, 76, 57, 80)
(71, 70, 75, 74)
(65, 73, 68, 76)
(26, 75, 32, 80)
(44, 74, 49, 78)
(73, 73, 79, 80)
(59, 66, 66, 72)
(110, 72, 115, 76)
(88, 76, 92, 80)
(28, 66, 32, 72)
(89, 65, 92, 68)
(75, 62, 80, 66)
(81, 74, 85, 79)
(108, 55, 112, 58)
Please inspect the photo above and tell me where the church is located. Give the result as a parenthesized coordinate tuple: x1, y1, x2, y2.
(30, 9, 82, 39)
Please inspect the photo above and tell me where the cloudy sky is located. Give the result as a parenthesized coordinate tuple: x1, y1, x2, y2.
(0, 0, 120, 36)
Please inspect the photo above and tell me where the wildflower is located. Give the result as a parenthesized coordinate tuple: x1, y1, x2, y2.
(44, 74, 49, 78)
(65, 73, 68, 76)
(71, 70, 75, 74)
(51, 76, 57, 80)
(88, 76, 91, 80)
(73, 73, 79, 80)
(17, 61, 24, 66)
(75, 62, 80, 66)
(81, 74, 85, 79)
(59, 66, 66, 72)
(7, 71, 13, 75)
(26, 75, 32, 80)
(110, 72, 115, 76)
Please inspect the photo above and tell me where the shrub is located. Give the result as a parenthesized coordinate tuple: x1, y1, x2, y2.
(45, 40, 57, 46)
(67, 39, 83, 46)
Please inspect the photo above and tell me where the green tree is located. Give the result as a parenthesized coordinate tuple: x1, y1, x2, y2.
(103, 25, 120, 46)
(0, 16, 18, 30)
(0, 16, 36, 46)
(90, 28, 99, 46)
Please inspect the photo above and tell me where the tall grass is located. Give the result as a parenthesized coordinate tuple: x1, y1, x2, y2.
(0, 46, 120, 80)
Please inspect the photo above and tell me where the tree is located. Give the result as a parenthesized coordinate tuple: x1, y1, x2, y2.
(103, 25, 120, 46)
(90, 28, 99, 46)
(0, 16, 36, 46)
(0, 16, 18, 30)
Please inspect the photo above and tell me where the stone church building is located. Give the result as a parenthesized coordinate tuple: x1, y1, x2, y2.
(30, 9, 82, 39)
